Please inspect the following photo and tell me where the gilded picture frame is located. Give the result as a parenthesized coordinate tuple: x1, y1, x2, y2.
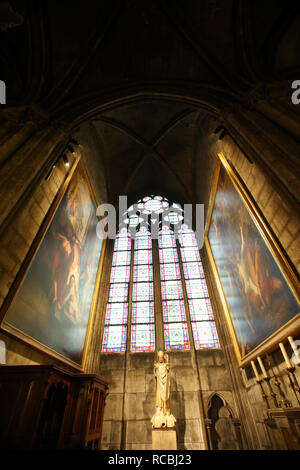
(0, 156, 106, 371)
(205, 153, 300, 367)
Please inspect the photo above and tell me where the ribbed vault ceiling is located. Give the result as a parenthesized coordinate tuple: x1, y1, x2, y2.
(1, 0, 299, 205)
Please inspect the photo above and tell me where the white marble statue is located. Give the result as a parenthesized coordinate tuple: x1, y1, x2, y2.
(151, 350, 176, 429)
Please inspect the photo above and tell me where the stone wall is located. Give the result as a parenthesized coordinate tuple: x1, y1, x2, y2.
(240, 340, 300, 449)
(0, 114, 74, 367)
(99, 349, 241, 450)
(220, 136, 300, 274)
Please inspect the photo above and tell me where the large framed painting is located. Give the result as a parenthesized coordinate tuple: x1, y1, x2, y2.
(0, 157, 105, 369)
(205, 153, 300, 366)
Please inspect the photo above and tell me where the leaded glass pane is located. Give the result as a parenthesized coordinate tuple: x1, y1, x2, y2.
(131, 323, 155, 352)
(192, 321, 220, 349)
(179, 225, 193, 233)
(161, 280, 183, 300)
(114, 236, 131, 251)
(188, 298, 214, 321)
(159, 247, 178, 264)
(164, 322, 189, 351)
(105, 303, 128, 325)
(110, 265, 130, 283)
(132, 282, 154, 301)
(178, 232, 197, 247)
(160, 263, 180, 280)
(158, 233, 176, 249)
(134, 249, 152, 265)
(133, 264, 153, 282)
(132, 302, 155, 324)
(180, 246, 200, 263)
(163, 212, 183, 224)
(144, 199, 162, 212)
(185, 279, 209, 299)
(182, 262, 204, 279)
(162, 300, 186, 323)
(134, 236, 152, 250)
(108, 283, 129, 302)
(102, 325, 127, 353)
(112, 250, 131, 266)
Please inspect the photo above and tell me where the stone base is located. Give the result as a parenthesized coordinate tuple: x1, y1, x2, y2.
(151, 413, 176, 429)
(152, 429, 177, 450)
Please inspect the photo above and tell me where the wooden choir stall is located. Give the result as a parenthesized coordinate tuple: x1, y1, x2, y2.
(0, 365, 109, 450)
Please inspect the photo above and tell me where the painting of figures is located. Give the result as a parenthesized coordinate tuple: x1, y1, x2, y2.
(208, 163, 299, 358)
(3, 160, 103, 366)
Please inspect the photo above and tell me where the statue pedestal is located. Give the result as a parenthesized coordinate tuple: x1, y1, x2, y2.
(152, 429, 177, 450)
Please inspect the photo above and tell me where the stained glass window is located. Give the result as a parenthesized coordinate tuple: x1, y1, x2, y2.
(191, 321, 220, 349)
(112, 250, 131, 266)
(137, 195, 169, 215)
(133, 264, 153, 282)
(102, 231, 131, 353)
(158, 230, 176, 248)
(110, 265, 130, 283)
(163, 212, 184, 224)
(131, 229, 155, 352)
(134, 236, 152, 250)
(159, 247, 178, 264)
(188, 298, 214, 322)
(105, 303, 128, 325)
(180, 246, 200, 263)
(134, 249, 152, 265)
(159, 227, 189, 351)
(132, 302, 155, 324)
(160, 263, 180, 280)
(185, 278, 209, 299)
(102, 199, 220, 354)
(161, 280, 184, 300)
(182, 262, 204, 279)
(132, 282, 154, 302)
(108, 283, 129, 302)
(164, 322, 189, 351)
(179, 225, 220, 350)
(178, 231, 197, 247)
(113, 236, 131, 252)
(162, 300, 186, 323)
(131, 323, 155, 352)
(102, 325, 127, 353)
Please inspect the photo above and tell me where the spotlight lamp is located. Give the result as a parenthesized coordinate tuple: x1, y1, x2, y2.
(62, 153, 70, 167)
(44, 139, 80, 180)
